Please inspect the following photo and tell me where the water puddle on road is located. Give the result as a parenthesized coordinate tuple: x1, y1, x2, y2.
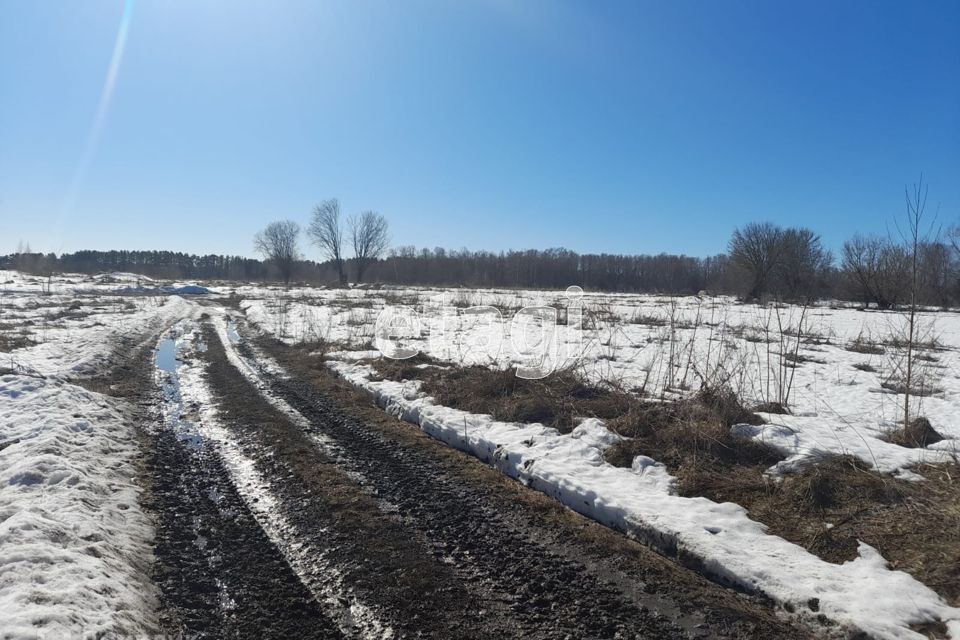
(156, 329, 204, 451)
(226, 320, 241, 344)
(156, 337, 179, 373)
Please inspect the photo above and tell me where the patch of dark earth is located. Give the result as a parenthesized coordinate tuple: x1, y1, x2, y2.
(78, 328, 341, 638)
(206, 320, 813, 639)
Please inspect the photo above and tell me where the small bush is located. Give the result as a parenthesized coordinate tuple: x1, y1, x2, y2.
(604, 385, 779, 488)
(779, 456, 896, 512)
(880, 378, 942, 398)
(846, 337, 884, 355)
(886, 417, 945, 448)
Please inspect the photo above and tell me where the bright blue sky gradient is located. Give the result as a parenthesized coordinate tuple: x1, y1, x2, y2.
(1, 1, 958, 258)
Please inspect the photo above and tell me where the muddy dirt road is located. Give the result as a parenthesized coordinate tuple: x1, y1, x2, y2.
(125, 313, 810, 639)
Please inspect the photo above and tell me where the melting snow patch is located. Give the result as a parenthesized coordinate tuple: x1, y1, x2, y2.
(0, 375, 160, 637)
(116, 284, 214, 295)
(732, 417, 957, 476)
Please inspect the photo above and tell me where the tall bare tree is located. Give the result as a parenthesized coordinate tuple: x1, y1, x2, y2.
(348, 211, 389, 283)
(254, 220, 301, 286)
(728, 222, 783, 299)
(308, 199, 346, 285)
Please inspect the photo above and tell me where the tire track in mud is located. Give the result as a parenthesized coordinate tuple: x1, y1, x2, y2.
(205, 318, 807, 640)
(144, 327, 343, 639)
(200, 324, 584, 638)
(144, 416, 341, 638)
(75, 321, 343, 639)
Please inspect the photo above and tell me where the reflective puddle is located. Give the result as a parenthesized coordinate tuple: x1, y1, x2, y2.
(156, 338, 179, 373)
(226, 320, 241, 344)
(156, 329, 203, 450)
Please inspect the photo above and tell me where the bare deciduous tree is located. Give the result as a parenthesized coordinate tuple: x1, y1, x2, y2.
(308, 199, 346, 285)
(775, 227, 832, 301)
(13, 241, 36, 273)
(348, 211, 389, 283)
(918, 241, 955, 307)
(894, 176, 939, 431)
(841, 234, 909, 309)
(254, 220, 301, 286)
(729, 222, 783, 299)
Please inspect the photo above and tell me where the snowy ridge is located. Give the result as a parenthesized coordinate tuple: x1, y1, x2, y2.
(327, 358, 960, 640)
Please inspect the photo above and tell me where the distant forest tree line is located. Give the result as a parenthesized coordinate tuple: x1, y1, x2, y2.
(5, 234, 960, 308)
(4, 184, 958, 308)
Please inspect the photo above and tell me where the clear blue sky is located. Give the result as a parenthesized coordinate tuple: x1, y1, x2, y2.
(1, 0, 958, 259)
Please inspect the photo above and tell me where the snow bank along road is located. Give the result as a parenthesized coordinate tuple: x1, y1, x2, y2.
(2, 272, 957, 638)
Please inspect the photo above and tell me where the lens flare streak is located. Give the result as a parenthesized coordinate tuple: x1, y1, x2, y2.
(57, 0, 135, 231)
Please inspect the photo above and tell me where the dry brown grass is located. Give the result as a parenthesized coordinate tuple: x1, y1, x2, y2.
(372, 359, 635, 433)
(371, 356, 783, 481)
(845, 335, 886, 355)
(752, 401, 791, 414)
(368, 352, 441, 383)
(602, 389, 779, 487)
(736, 459, 960, 607)
(883, 336, 945, 351)
(880, 378, 943, 398)
(884, 417, 945, 448)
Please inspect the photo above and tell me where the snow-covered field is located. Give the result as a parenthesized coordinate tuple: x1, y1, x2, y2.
(236, 282, 960, 638)
(1, 271, 201, 377)
(2, 271, 959, 639)
(0, 272, 197, 637)
(237, 283, 960, 475)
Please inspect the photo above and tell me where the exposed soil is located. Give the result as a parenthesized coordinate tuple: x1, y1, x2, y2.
(75, 326, 340, 638)
(143, 395, 339, 638)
